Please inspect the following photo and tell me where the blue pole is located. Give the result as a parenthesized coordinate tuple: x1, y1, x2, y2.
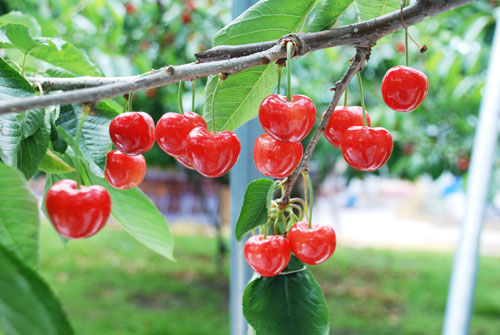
(442, 17, 500, 335)
(229, 2, 262, 335)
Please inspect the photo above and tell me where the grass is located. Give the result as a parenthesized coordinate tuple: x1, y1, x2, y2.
(37, 223, 500, 335)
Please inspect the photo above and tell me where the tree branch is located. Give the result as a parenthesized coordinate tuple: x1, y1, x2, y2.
(278, 47, 370, 209)
(2, 0, 475, 115)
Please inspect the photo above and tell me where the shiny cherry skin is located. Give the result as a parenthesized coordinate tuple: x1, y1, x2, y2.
(341, 126, 393, 171)
(288, 221, 336, 265)
(45, 179, 112, 239)
(259, 94, 316, 142)
(109, 112, 155, 155)
(323, 106, 371, 148)
(244, 235, 291, 277)
(105, 150, 146, 190)
(253, 134, 302, 178)
(174, 154, 195, 170)
(156, 112, 207, 156)
(381, 65, 429, 112)
(186, 127, 241, 178)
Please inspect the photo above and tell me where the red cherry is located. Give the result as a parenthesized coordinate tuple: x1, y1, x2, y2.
(253, 134, 302, 178)
(381, 65, 429, 112)
(244, 235, 291, 277)
(323, 106, 371, 148)
(259, 94, 316, 142)
(45, 179, 111, 239)
(341, 126, 394, 171)
(395, 42, 406, 54)
(105, 150, 146, 190)
(109, 112, 155, 155)
(186, 127, 241, 178)
(288, 221, 336, 265)
(458, 156, 469, 171)
(182, 11, 192, 24)
(156, 112, 207, 157)
(146, 88, 157, 98)
(174, 154, 194, 170)
(125, 3, 136, 14)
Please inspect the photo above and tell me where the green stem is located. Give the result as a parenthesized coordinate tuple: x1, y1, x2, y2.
(191, 80, 195, 112)
(302, 172, 310, 227)
(178, 81, 184, 115)
(305, 172, 314, 226)
(357, 72, 368, 127)
(286, 42, 292, 102)
(210, 78, 220, 133)
(277, 66, 283, 95)
(401, 0, 409, 66)
(74, 106, 90, 188)
(122, 97, 128, 113)
(128, 92, 134, 112)
(344, 84, 348, 107)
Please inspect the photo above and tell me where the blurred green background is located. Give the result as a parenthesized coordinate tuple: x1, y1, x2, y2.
(1, 0, 499, 334)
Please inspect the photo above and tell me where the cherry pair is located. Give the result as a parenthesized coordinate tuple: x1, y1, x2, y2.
(156, 112, 241, 178)
(324, 106, 393, 171)
(107, 111, 155, 189)
(244, 221, 336, 277)
(254, 94, 316, 178)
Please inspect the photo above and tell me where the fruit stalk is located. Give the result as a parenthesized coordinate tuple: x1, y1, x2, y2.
(286, 42, 292, 102)
(178, 81, 184, 115)
(356, 72, 368, 127)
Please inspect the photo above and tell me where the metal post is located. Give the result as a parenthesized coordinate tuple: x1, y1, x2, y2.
(442, 17, 500, 335)
(229, 3, 262, 335)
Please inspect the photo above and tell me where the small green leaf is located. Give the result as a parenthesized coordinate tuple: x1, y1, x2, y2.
(243, 256, 329, 335)
(89, 175, 175, 261)
(354, 0, 400, 21)
(4, 24, 46, 55)
(235, 179, 274, 241)
(38, 150, 75, 174)
(203, 0, 317, 131)
(0, 243, 74, 335)
(17, 116, 51, 179)
(0, 56, 34, 100)
(306, 0, 354, 32)
(0, 11, 41, 36)
(0, 164, 40, 267)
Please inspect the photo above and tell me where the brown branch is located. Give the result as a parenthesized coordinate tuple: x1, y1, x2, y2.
(278, 47, 371, 209)
(4, 0, 475, 116)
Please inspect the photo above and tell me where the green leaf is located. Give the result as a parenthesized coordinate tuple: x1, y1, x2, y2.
(354, 0, 400, 21)
(89, 175, 175, 261)
(0, 243, 74, 335)
(0, 164, 39, 267)
(243, 256, 329, 335)
(235, 179, 274, 241)
(0, 11, 41, 36)
(30, 37, 102, 76)
(17, 114, 51, 179)
(203, 0, 317, 132)
(56, 104, 113, 177)
(0, 56, 34, 100)
(4, 24, 46, 55)
(307, 0, 354, 32)
(38, 150, 75, 174)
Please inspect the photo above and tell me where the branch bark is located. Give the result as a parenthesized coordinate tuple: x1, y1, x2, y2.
(278, 47, 370, 208)
(2, 0, 475, 115)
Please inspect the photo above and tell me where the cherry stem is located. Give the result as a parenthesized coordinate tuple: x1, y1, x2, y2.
(286, 42, 292, 102)
(356, 72, 368, 127)
(344, 84, 348, 107)
(128, 92, 134, 112)
(74, 105, 90, 188)
(191, 80, 195, 112)
(178, 81, 184, 115)
(302, 172, 311, 228)
(277, 66, 283, 95)
(400, 0, 425, 57)
(305, 172, 314, 227)
(210, 78, 220, 133)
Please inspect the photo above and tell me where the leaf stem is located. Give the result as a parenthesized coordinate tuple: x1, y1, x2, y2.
(178, 81, 184, 115)
(357, 72, 368, 127)
(286, 42, 292, 102)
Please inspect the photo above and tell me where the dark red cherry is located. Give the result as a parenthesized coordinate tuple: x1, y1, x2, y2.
(323, 106, 371, 148)
(105, 150, 146, 190)
(186, 127, 241, 178)
(156, 112, 207, 157)
(381, 65, 429, 113)
(244, 235, 291, 277)
(341, 126, 393, 172)
(253, 134, 302, 178)
(45, 179, 111, 239)
(259, 94, 316, 142)
(288, 221, 336, 265)
(109, 112, 155, 155)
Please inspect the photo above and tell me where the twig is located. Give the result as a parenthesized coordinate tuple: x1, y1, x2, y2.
(278, 47, 371, 208)
(4, 0, 475, 115)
